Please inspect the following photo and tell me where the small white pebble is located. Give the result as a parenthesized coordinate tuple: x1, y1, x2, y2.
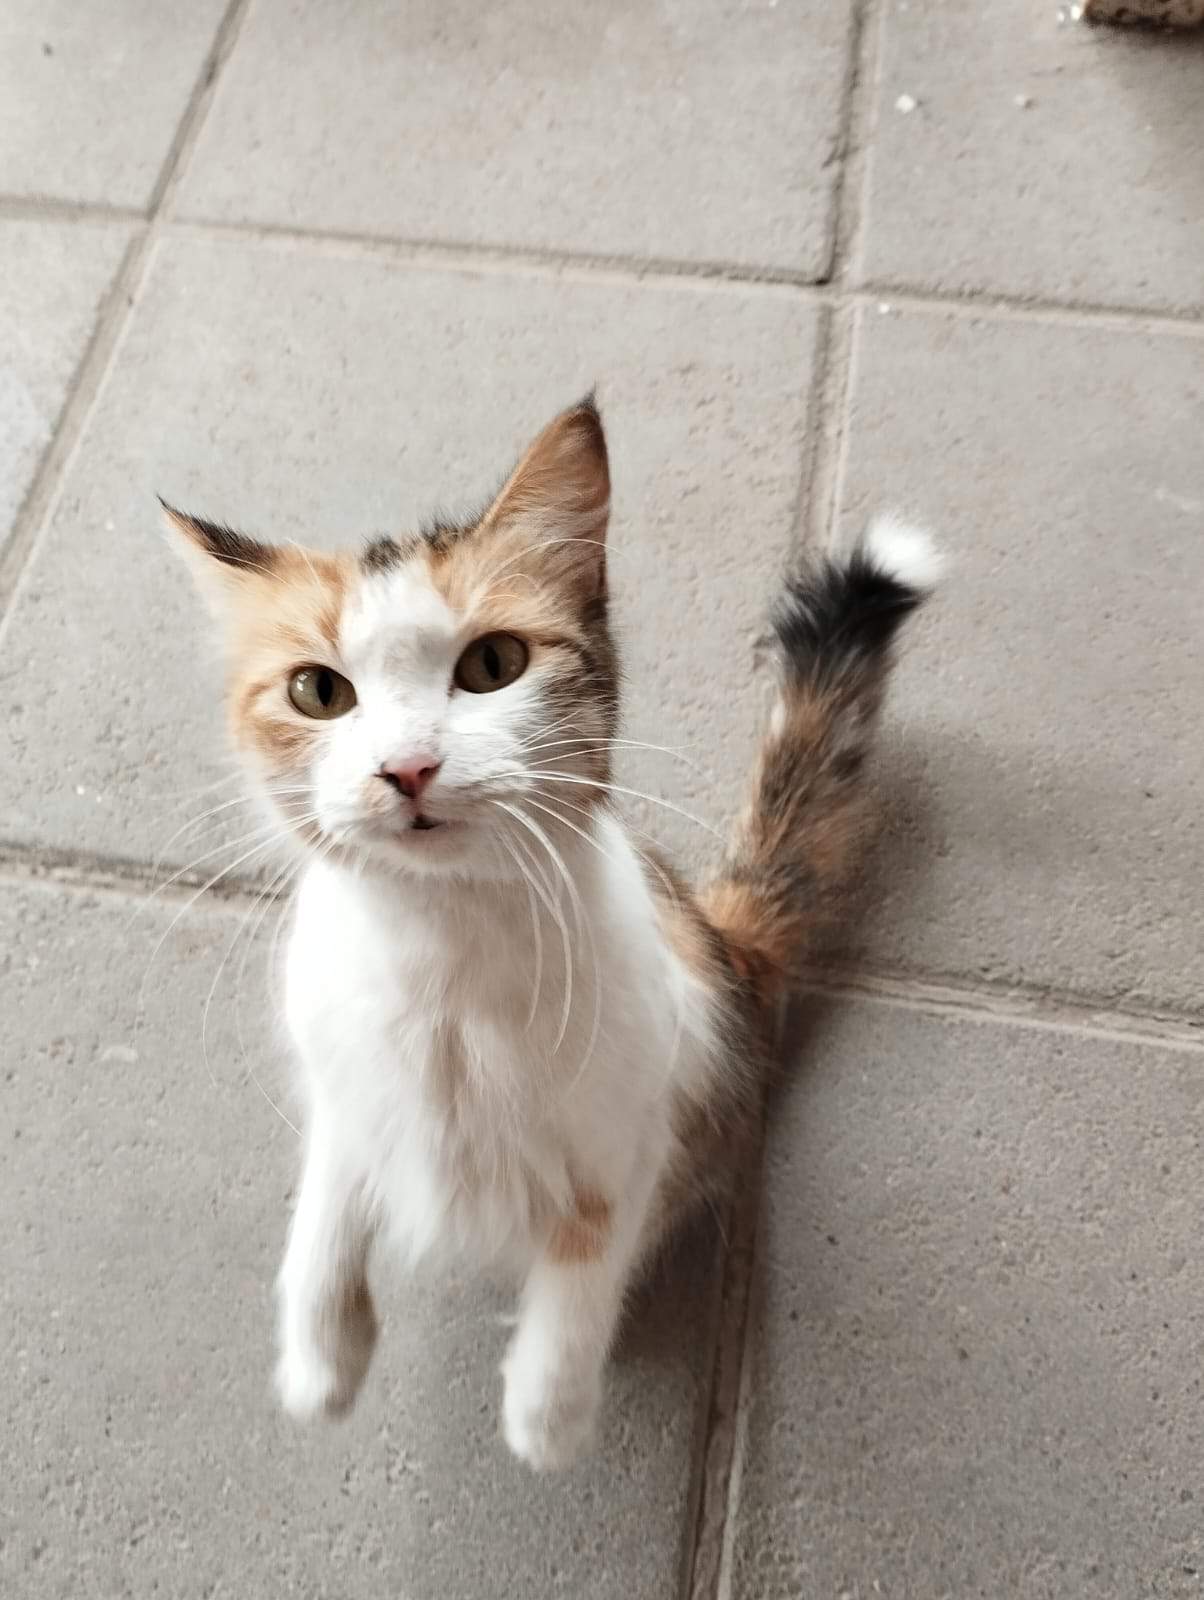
(1069, 1, 1083, 16)
(877, 302, 892, 315)
(1056, 4, 1069, 22)
(1014, 93, 1033, 109)
(104, 520, 115, 532)
(895, 93, 918, 114)
(75, 784, 87, 797)
(101, 1045, 139, 1064)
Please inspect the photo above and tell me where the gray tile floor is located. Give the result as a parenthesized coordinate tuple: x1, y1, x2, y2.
(1, 5, 1201, 1598)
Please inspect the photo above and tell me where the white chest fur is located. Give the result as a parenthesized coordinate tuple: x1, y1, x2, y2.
(282, 816, 711, 1271)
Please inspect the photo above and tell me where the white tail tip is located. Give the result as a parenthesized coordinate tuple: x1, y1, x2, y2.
(864, 513, 944, 591)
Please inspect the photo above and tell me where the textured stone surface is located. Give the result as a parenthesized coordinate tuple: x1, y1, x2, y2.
(176, 0, 855, 275)
(731, 1000, 1204, 1600)
(861, 0, 1204, 312)
(0, 222, 129, 551)
(835, 305, 1204, 1014)
(0, 237, 819, 873)
(0, 878, 717, 1600)
(4, 4, 1204, 1593)
(0, 1, 228, 207)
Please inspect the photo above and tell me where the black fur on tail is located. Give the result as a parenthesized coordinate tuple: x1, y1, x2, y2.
(774, 548, 926, 691)
(701, 529, 936, 999)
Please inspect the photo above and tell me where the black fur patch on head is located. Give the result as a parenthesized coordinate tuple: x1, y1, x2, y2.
(420, 509, 481, 558)
(361, 535, 408, 574)
(774, 550, 923, 686)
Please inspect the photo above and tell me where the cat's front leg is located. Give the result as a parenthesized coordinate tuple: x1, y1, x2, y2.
(502, 1177, 654, 1471)
(276, 1112, 377, 1421)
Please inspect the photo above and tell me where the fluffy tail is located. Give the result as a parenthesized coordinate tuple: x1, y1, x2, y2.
(701, 515, 940, 999)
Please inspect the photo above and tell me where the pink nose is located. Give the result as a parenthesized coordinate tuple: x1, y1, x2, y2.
(379, 758, 441, 801)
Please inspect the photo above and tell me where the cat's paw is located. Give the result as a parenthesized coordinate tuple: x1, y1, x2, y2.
(275, 1283, 378, 1422)
(501, 1351, 601, 1472)
(275, 1343, 355, 1421)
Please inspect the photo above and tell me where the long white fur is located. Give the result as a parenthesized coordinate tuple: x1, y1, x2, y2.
(863, 512, 945, 590)
(274, 562, 722, 1470)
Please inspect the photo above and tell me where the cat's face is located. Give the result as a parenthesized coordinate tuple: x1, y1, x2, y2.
(170, 400, 617, 880)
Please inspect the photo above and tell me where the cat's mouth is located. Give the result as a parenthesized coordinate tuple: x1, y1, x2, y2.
(411, 814, 441, 832)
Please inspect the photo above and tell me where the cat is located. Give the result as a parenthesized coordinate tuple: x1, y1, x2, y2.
(165, 396, 938, 1471)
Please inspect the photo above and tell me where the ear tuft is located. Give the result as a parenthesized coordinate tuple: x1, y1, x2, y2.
(160, 499, 277, 577)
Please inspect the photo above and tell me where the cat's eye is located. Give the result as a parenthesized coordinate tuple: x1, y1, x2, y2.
(287, 665, 357, 720)
(453, 633, 529, 694)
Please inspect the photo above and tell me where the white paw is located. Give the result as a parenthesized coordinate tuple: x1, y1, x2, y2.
(275, 1279, 378, 1422)
(276, 1343, 354, 1421)
(501, 1351, 601, 1472)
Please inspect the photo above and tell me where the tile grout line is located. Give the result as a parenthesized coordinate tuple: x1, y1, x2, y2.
(3, 209, 1203, 336)
(0, 196, 147, 226)
(798, 965, 1204, 1054)
(3, 842, 1203, 1047)
(0, 0, 252, 621)
(159, 214, 1204, 336)
(861, 280, 1204, 340)
(167, 213, 827, 291)
(145, 0, 254, 220)
(825, 0, 887, 289)
(683, 1142, 766, 1600)
(686, 7, 890, 1594)
(0, 227, 148, 614)
(807, 0, 888, 559)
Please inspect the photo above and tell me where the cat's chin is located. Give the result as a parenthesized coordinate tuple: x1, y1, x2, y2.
(342, 818, 494, 879)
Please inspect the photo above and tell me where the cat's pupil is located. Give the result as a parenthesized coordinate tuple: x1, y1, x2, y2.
(317, 669, 333, 707)
(483, 643, 500, 680)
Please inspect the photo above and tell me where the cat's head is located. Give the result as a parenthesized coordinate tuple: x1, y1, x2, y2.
(168, 398, 617, 879)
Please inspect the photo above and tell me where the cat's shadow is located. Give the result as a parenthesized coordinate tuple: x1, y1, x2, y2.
(611, 737, 946, 1370)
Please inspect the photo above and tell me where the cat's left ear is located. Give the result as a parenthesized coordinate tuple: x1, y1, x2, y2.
(161, 499, 279, 615)
(481, 395, 610, 600)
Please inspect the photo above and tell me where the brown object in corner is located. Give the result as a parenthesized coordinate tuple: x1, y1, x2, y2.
(1082, 0, 1204, 24)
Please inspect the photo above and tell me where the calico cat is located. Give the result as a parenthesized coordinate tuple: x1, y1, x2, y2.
(166, 397, 937, 1470)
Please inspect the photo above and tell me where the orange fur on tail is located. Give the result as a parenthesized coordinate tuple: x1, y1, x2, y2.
(701, 517, 940, 999)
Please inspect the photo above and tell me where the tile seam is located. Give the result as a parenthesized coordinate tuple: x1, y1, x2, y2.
(2, 845, 1199, 1046)
(0, 0, 253, 621)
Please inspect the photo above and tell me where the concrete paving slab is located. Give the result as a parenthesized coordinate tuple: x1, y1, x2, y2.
(835, 304, 1204, 1014)
(0, 2, 228, 208)
(0, 876, 718, 1599)
(730, 1000, 1204, 1600)
(860, 0, 1204, 313)
(176, 0, 855, 275)
(0, 222, 129, 553)
(0, 236, 819, 874)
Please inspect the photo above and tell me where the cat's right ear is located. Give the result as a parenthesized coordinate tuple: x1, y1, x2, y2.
(161, 500, 278, 616)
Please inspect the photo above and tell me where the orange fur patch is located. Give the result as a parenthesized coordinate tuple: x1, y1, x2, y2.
(548, 1186, 612, 1266)
(641, 850, 738, 989)
(222, 549, 356, 767)
(423, 530, 616, 792)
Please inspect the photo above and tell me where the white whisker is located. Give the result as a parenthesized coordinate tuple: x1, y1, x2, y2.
(491, 801, 576, 1054)
(136, 817, 319, 1015)
(500, 770, 722, 840)
(526, 788, 689, 1091)
(495, 835, 545, 1033)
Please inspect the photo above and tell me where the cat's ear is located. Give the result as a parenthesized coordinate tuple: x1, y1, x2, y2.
(481, 396, 610, 599)
(161, 500, 279, 615)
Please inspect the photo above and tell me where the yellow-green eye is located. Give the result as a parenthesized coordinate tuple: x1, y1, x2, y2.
(454, 633, 529, 694)
(287, 665, 357, 719)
